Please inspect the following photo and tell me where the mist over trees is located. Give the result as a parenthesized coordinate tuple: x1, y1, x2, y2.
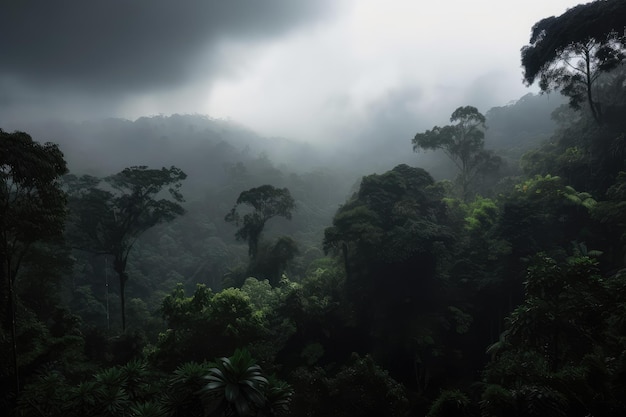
(66, 166, 187, 331)
(412, 106, 502, 201)
(2, 1, 626, 416)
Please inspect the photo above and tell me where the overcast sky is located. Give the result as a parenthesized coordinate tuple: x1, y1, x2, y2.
(1, 0, 582, 144)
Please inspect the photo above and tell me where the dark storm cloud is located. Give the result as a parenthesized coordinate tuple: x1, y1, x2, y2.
(0, 0, 335, 94)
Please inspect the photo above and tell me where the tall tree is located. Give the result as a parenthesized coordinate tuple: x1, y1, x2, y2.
(521, 0, 626, 124)
(323, 164, 455, 386)
(412, 106, 500, 201)
(225, 185, 295, 259)
(67, 166, 186, 331)
(0, 129, 68, 394)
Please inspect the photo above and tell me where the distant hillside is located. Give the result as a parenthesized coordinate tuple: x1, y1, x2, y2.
(15, 114, 332, 192)
(485, 92, 566, 157)
(3, 92, 564, 194)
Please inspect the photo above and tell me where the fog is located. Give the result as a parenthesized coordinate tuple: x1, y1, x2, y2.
(2, 0, 580, 149)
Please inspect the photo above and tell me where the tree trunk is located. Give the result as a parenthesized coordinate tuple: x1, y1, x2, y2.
(549, 329, 560, 373)
(114, 256, 129, 332)
(460, 159, 471, 202)
(2, 257, 20, 395)
(119, 271, 127, 332)
(585, 48, 601, 124)
(341, 242, 351, 281)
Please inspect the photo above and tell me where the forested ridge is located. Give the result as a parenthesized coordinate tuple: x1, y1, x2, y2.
(2, 1, 626, 416)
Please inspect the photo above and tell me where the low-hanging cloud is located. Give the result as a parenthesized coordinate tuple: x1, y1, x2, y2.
(1, 0, 581, 144)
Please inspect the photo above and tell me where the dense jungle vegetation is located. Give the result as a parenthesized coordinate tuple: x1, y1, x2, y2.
(2, 1, 626, 416)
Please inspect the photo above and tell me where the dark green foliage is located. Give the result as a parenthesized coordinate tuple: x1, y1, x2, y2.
(163, 362, 214, 417)
(483, 255, 626, 416)
(16, 243, 73, 320)
(263, 375, 294, 416)
(327, 354, 409, 417)
(513, 385, 568, 417)
(108, 330, 149, 366)
(16, 359, 161, 417)
(289, 354, 409, 417)
(323, 164, 460, 389)
(0, 131, 68, 251)
(324, 164, 449, 263)
(323, 164, 450, 299)
(480, 384, 516, 417)
(152, 283, 214, 369)
(428, 389, 471, 417)
(520, 99, 626, 195)
(506, 255, 605, 371)
(592, 171, 626, 265)
(272, 260, 350, 370)
(14, 354, 290, 417)
(0, 129, 68, 396)
(152, 284, 266, 370)
(201, 349, 268, 416)
(0, 305, 86, 397)
(15, 370, 70, 417)
(521, 0, 626, 123)
(130, 401, 169, 417)
(200, 348, 293, 417)
(497, 175, 596, 259)
(248, 236, 299, 285)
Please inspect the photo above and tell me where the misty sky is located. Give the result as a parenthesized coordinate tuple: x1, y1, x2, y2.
(1, 0, 581, 144)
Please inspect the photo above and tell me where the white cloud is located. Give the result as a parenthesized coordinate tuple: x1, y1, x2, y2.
(195, 0, 581, 144)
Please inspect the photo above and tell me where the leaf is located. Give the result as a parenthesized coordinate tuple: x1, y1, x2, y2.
(225, 383, 240, 402)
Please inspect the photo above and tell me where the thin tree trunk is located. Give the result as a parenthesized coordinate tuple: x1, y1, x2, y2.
(461, 161, 471, 202)
(120, 272, 127, 332)
(114, 256, 128, 332)
(3, 258, 20, 395)
(585, 49, 601, 124)
(341, 242, 350, 281)
(8, 277, 19, 395)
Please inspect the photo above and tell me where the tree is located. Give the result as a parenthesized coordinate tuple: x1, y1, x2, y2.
(200, 348, 294, 417)
(482, 254, 626, 416)
(428, 389, 471, 417)
(248, 236, 299, 285)
(498, 175, 596, 259)
(225, 185, 295, 259)
(521, 0, 626, 124)
(154, 284, 267, 370)
(201, 349, 268, 417)
(323, 165, 456, 386)
(506, 255, 605, 372)
(0, 129, 68, 395)
(67, 166, 186, 331)
(319, 354, 409, 417)
(592, 171, 626, 267)
(412, 106, 500, 201)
